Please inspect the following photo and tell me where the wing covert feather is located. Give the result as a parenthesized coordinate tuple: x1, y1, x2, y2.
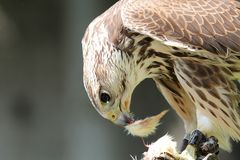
(121, 0, 240, 56)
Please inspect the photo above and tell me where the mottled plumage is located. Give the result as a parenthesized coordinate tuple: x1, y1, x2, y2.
(82, 0, 240, 151)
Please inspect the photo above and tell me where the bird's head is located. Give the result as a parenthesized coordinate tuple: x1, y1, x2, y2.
(82, 10, 168, 137)
(82, 15, 140, 127)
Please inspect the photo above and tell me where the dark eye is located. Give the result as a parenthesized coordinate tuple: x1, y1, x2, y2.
(100, 92, 111, 103)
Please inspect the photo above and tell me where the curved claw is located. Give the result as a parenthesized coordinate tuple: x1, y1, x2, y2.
(179, 130, 219, 160)
(189, 129, 206, 146)
(200, 136, 219, 156)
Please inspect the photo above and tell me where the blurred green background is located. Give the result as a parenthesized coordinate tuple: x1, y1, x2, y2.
(0, 0, 239, 159)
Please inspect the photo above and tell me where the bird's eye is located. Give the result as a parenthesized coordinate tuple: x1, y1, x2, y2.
(100, 91, 111, 103)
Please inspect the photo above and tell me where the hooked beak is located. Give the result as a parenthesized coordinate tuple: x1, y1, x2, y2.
(114, 112, 134, 126)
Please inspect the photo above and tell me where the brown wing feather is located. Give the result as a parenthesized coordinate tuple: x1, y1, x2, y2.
(121, 0, 240, 56)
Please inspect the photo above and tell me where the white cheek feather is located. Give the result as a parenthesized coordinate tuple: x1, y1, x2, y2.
(125, 110, 168, 137)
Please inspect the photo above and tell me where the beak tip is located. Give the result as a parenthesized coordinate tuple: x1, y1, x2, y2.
(114, 112, 134, 126)
(123, 115, 134, 125)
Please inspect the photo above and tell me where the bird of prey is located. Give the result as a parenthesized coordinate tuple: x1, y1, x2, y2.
(82, 0, 240, 152)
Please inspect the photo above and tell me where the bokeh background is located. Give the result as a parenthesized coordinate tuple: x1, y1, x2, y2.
(0, 0, 239, 160)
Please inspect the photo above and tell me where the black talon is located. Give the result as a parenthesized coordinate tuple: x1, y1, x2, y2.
(179, 138, 189, 153)
(189, 130, 206, 146)
(199, 136, 219, 156)
(180, 130, 219, 159)
(179, 130, 219, 160)
(178, 130, 206, 153)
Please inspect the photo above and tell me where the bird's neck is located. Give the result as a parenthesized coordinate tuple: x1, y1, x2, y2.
(117, 29, 174, 84)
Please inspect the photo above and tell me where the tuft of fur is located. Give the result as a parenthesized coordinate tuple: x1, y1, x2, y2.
(141, 134, 217, 160)
(125, 110, 168, 137)
(142, 134, 195, 160)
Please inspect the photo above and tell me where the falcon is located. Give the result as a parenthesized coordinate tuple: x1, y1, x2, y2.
(82, 0, 240, 152)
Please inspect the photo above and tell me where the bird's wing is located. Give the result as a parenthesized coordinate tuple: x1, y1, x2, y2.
(173, 57, 240, 145)
(121, 0, 240, 57)
(154, 78, 197, 133)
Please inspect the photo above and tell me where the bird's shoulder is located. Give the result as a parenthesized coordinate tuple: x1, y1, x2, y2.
(121, 0, 240, 57)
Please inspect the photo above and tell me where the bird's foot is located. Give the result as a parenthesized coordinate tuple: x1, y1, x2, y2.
(199, 136, 219, 156)
(179, 130, 219, 159)
(190, 130, 219, 159)
(189, 129, 207, 146)
(179, 130, 206, 153)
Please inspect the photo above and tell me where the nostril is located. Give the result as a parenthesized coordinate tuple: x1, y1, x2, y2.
(112, 114, 116, 119)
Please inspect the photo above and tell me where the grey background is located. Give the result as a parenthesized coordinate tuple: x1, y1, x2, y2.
(0, 0, 239, 160)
